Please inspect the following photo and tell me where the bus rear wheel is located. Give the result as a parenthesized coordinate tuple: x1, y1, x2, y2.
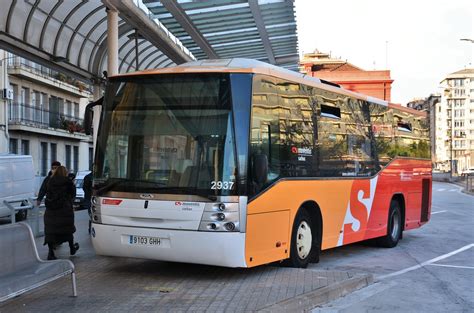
(286, 209, 316, 268)
(377, 199, 402, 248)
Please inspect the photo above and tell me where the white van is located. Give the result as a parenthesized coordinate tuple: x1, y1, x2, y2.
(73, 170, 91, 210)
(0, 154, 35, 221)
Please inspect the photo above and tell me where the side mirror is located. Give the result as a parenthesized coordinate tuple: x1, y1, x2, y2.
(84, 106, 93, 135)
(252, 154, 268, 185)
(84, 97, 103, 135)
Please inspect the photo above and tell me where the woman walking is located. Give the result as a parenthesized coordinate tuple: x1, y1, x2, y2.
(44, 166, 80, 260)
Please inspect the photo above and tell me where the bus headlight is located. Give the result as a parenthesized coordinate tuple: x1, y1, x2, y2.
(224, 222, 235, 231)
(91, 197, 101, 223)
(92, 213, 102, 224)
(92, 196, 99, 205)
(213, 213, 226, 221)
(199, 202, 239, 232)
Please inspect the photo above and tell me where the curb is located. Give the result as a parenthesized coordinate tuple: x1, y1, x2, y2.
(257, 274, 374, 312)
(449, 182, 474, 196)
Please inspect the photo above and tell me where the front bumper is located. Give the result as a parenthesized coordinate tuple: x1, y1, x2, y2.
(91, 223, 248, 268)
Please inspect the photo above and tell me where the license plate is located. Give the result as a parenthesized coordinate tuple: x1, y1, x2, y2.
(129, 235, 161, 246)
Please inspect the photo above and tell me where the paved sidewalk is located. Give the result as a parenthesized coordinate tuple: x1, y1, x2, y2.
(0, 211, 372, 313)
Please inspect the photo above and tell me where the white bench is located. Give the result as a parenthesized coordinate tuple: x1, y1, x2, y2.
(0, 222, 77, 302)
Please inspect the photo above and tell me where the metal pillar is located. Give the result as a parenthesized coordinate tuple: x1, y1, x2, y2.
(107, 8, 119, 76)
(134, 29, 140, 70)
(0, 50, 10, 153)
(92, 84, 102, 157)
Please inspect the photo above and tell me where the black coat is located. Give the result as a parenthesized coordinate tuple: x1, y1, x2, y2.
(82, 172, 93, 203)
(37, 171, 52, 202)
(44, 176, 77, 238)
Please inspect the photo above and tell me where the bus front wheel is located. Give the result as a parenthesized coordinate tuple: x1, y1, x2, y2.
(377, 199, 402, 248)
(286, 209, 316, 268)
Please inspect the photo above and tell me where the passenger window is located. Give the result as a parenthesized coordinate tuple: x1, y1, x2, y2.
(250, 76, 281, 194)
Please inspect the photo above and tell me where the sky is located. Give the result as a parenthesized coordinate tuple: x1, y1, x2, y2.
(294, 0, 474, 104)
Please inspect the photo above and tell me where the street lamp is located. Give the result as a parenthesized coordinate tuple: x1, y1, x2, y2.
(460, 38, 474, 43)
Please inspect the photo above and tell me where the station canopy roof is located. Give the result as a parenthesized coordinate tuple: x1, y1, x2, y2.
(143, 0, 299, 70)
(0, 0, 298, 82)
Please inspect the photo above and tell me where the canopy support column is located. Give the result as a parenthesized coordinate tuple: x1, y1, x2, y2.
(106, 8, 119, 76)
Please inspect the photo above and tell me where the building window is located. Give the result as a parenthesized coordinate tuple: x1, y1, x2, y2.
(50, 143, 57, 163)
(49, 96, 60, 128)
(21, 140, 30, 155)
(32, 90, 41, 122)
(451, 79, 464, 87)
(20, 87, 30, 105)
(73, 146, 79, 173)
(9, 138, 18, 154)
(65, 145, 72, 171)
(40, 142, 48, 176)
(454, 89, 465, 97)
(66, 100, 72, 117)
(454, 120, 465, 127)
(58, 98, 64, 116)
(454, 109, 465, 117)
(74, 102, 79, 118)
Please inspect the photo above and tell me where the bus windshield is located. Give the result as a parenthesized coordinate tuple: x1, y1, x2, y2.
(95, 74, 238, 196)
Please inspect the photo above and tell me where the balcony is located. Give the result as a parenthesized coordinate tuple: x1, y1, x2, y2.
(8, 103, 89, 139)
(7, 59, 91, 97)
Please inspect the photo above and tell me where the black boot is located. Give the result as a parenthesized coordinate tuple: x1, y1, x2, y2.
(47, 249, 57, 260)
(69, 241, 79, 255)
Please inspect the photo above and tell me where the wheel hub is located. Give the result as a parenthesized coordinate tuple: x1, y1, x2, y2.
(391, 210, 400, 240)
(296, 221, 312, 259)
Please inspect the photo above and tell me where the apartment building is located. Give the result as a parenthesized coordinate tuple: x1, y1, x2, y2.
(435, 68, 474, 173)
(1, 50, 93, 177)
(300, 50, 393, 102)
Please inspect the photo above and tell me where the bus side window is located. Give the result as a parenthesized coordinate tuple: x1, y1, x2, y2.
(250, 75, 281, 195)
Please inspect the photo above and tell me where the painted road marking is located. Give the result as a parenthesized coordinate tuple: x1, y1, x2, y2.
(427, 264, 474, 270)
(431, 210, 447, 215)
(311, 281, 397, 313)
(437, 188, 446, 192)
(378, 244, 474, 280)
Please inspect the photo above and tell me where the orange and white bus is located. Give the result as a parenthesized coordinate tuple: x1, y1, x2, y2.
(87, 59, 431, 268)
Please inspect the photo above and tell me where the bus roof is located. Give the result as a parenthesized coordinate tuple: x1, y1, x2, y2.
(111, 58, 390, 106)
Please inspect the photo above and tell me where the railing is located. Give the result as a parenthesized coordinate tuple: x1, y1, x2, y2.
(8, 103, 85, 134)
(3, 198, 34, 224)
(7, 58, 91, 93)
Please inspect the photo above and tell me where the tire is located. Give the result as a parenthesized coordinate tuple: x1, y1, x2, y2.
(15, 209, 28, 222)
(286, 209, 317, 268)
(377, 199, 402, 248)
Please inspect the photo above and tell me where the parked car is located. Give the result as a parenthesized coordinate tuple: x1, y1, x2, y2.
(461, 168, 474, 176)
(0, 154, 35, 221)
(73, 170, 91, 210)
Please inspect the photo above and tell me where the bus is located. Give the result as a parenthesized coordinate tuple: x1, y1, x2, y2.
(86, 58, 431, 268)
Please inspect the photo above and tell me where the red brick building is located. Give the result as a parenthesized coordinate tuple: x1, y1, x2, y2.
(300, 50, 393, 102)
